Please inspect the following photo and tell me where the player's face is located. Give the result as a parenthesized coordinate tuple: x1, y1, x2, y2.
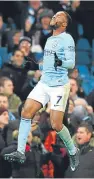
(50, 12, 67, 29)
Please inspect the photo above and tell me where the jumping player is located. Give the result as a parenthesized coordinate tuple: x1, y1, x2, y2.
(4, 11, 79, 171)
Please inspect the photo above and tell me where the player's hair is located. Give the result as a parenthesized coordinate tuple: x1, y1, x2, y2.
(64, 11, 72, 25)
(0, 77, 12, 87)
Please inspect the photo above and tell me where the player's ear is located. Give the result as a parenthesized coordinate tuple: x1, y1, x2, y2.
(62, 22, 67, 27)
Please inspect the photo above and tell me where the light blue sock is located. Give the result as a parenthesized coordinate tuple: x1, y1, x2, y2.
(17, 118, 31, 154)
(57, 125, 76, 155)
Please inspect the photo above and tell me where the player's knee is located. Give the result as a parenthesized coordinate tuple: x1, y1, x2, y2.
(21, 106, 33, 119)
(21, 109, 31, 119)
(51, 120, 62, 132)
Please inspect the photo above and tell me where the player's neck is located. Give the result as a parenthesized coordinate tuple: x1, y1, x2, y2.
(53, 29, 65, 36)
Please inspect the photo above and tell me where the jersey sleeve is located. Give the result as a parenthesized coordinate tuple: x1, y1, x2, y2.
(56, 35, 75, 69)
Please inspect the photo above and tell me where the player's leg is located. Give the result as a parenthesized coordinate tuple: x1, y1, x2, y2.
(17, 98, 42, 154)
(50, 83, 79, 171)
(4, 82, 49, 163)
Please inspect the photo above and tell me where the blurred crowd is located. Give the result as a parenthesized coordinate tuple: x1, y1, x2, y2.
(0, 0, 94, 178)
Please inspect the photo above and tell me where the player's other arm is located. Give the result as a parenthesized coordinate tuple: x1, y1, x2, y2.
(56, 36, 75, 69)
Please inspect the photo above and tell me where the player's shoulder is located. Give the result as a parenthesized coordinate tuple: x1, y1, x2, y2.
(47, 35, 53, 40)
(62, 32, 74, 41)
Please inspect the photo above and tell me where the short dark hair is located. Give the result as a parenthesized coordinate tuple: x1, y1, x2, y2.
(64, 11, 72, 25)
(12, 48, 24, 56)
(0, 92, 8, 99)
(78, 122, 93, 134)
(13, 30, 21, 35)
(0, 77, 12, 87)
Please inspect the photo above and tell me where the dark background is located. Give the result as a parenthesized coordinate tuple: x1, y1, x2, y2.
(0, 1, 94, 45)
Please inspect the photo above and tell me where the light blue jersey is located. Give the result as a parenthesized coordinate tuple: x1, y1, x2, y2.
(40, 32, 75, 86)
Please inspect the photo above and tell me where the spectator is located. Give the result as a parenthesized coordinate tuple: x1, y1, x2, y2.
(69, 68, 85, 98)
(0, 108, 9, 151)
(0, 77, 21, 113)
(74, 99, 94, 126)
(65, 122, 94, 178)
(39, 102, 56, 178)
(69, 78, 87, 102)
(69, 68, 79, 78)
(56, 1, 80, 13)
(14, 0, 45, 29)
(0, 13, 7, 46)
(71, 0, 80, 12)
(7, 30, 22, 53)
(37, 8, 53, 50)
(86, 89, 94, 111)
(69, 101, 94, 135)
(68, 98, 75, 115)
(19, 36, 39, 70)
(0, 93, 16, 121)
(86, 105, 94, 114)
(12, 31, 22, 50)
(39, 104, 69, 178)
(0, 107, 12, 178)
(2, 29, 21, 54)
(67, 96, 94, 135)
(19, 36, 32, 56)
(69, 68, 82, 88)
(4, 119, 19, 146)
(74, 98, 88, 108)
(59, 0, 71, 11)
(20, 0, 44, 30)
(69, 105, 88, 135)
(0, 103, 19, 146)
(31, 8, 53, 50)
(0, 13, 7, 33)
(67, 98, 75, 134)
(21, 69, 42, 100)
(69, 78, 79, 100)
(2, 129, 44, 178)
(0, 49, 30, 100)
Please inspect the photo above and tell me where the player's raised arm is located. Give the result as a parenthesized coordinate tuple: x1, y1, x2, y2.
(56, 35, 75, 69)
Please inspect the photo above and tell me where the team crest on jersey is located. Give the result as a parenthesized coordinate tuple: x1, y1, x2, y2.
(52, 40, 58, 48)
